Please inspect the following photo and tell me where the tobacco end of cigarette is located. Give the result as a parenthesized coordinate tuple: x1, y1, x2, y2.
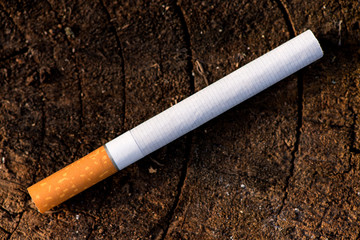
(27, 146, 118, 213)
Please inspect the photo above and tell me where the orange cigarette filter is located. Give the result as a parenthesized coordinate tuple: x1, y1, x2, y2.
(27, 146, 117, 213)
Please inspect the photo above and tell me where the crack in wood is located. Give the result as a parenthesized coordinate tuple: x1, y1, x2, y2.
(159, 2, 195, 239)
(273, 0, 301, 221)
(41, 1, 84, 133)
(0, 206, 17, 219)
(274, 0, 297, 36)
(6, 211, 24, 240)
(98, 0, 127, 130)
(0, 226, 10, 235)
(276, 71, 303, 217)
(174, 1, 195, 93)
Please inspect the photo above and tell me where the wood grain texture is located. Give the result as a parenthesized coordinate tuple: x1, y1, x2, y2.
(0, 0, 359, 239)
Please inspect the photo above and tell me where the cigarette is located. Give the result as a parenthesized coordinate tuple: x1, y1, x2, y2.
(28, 30, 323, 213)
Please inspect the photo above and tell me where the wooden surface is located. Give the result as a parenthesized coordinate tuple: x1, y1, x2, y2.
(0, 0, 359, 239)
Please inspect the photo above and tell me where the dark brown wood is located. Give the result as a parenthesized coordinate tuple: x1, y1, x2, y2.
(0, 0, 359, 239)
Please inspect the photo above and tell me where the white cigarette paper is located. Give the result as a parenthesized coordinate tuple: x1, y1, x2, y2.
(28, 30, 323, 213)
(106, 30, 323, 170)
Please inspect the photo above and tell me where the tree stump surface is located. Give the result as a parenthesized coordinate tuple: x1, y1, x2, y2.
(0, 0, 359, 239)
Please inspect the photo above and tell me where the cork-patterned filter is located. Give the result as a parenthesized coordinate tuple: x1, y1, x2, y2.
(27, 146, 118, 213)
